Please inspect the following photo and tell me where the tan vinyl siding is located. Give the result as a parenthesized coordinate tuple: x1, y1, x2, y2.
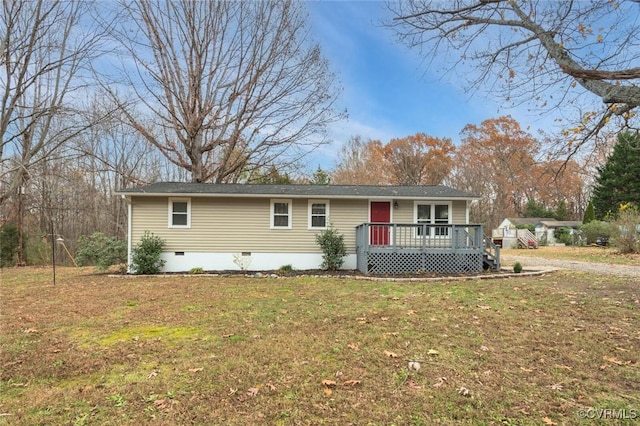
(130, 196, 470, 253)
(452, 200, 467, 223)
(131, 196, 369, 254)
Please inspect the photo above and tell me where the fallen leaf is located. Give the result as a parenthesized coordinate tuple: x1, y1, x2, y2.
(188, 367, 203, 373)
(341, 380, 361, 386)
(407, 380, 421, 390)
(383, 350, 399, 358)
(266, 383, 276, 391)
(548, 383, 563, 390)
(603, 355, 624, 365)
(321, 380, 337, 387)
(380, 317, 389, 321)
(222, 333, 235, 338)
(355, 317, 367, 323)
(237, 387, 259, 402)
(555, 365, 573, 371)
(433, 377, 447, 388)
(427, 349, 439, 356)
(23, 328, 38, 334)
(323, 387, 333, 396)
(347, 343, 360, 351)
(458, 386, 472, 397)
(147, 370, 158, 379)
(477, 305, 491, 310)
(542, 417, 557, 425)
(406, 310, 416, 316)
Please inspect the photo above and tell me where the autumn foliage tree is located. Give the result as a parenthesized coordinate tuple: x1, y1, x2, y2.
(332, 136, 386, 185)
(449, 116, 540, 228)
(332, 133, 454, 185)
(382, 133, 455, 185)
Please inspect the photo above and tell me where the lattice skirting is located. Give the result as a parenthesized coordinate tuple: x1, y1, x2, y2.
(357, 251, 483, 275)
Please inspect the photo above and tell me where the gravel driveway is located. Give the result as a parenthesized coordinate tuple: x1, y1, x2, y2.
(501, 254, 640, 278)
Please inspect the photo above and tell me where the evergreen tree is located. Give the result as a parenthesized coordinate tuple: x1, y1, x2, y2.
(554, 199, 569, 221)
(582, 201, 595, 224)
(309, 166, 331, 185)
(523, 199, 554, 218)
(592, 131, 640, 219)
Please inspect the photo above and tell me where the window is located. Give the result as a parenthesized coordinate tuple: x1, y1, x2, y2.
(434, 204, 449, 236)
(271, 199, 292, 229)
(308, 200, 329, 229)
(169, 198, 191, 228)
(414, 202, 451, 237)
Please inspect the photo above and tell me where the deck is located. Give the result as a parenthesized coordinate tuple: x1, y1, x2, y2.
(355, 223, 500, 275)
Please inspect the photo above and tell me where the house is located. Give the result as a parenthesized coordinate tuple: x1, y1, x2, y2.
(117, 182, 499, 274)
(536, 220, 583, 245)
(493, 217, 582, 247)
(492, 217, 550, 248)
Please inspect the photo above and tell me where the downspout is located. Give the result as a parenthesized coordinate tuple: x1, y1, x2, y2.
(123, 195, 132, 273)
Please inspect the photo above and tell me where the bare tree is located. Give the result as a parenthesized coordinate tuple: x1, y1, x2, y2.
(389, 0, 640, 156)
(105, 0, 345, 183)
(0, 0, 106, 264)
(0, 0, 104, 202)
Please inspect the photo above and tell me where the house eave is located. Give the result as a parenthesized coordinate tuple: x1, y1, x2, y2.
(115, 191, 480, 202)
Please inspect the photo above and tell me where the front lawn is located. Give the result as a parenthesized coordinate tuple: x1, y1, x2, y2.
(1, 267, 638, 425)
(501, 246, 640, 265)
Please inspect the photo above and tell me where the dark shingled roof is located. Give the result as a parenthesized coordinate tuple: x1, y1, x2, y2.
(117, 182, 480, 200)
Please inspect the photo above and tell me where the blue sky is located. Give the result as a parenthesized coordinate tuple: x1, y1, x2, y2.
(305, 1, 540, 169)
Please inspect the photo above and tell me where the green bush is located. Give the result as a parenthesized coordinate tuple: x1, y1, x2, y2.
(579, 220, 617, 245)
(130, 231, 166, 275)
(0, 223, 19, 267)
(278, 264, 293, 272)
(189, 266, 204, 274)
(76, 232, 127, 270)
(513, 262, 523, 273)
(315, 226, 347, 271)
(554, 227, 575, 246)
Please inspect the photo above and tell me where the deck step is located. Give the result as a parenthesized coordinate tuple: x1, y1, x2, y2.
(482, 253, 499, 271)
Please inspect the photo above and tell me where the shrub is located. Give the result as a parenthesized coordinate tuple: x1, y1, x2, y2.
(579, 220, 617, 245)
(76, 232, 127, 270)
(611, 205, 640, 254)
(0, 223, 19, 267)
(189, 267, 204, 274)
(315, 226, 347, 271)
(130, 231, 166, 274)
(554, 227, 575, 246)
(513, 262, 523, 273)
(278, 264, 293, 272)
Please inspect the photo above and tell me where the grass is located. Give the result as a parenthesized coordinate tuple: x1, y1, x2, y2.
(501, 245, 640, 265)
(1, 266, 639, 425)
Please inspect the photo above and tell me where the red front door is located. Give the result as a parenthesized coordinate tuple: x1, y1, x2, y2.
(370, 201, 391, 245)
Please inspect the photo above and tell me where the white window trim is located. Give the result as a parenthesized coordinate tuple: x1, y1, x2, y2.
(270, 199, 292, 229)
(168, 197, 191, 228)
(308, 199, 330, 230)
(413, 201, 452, 237)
